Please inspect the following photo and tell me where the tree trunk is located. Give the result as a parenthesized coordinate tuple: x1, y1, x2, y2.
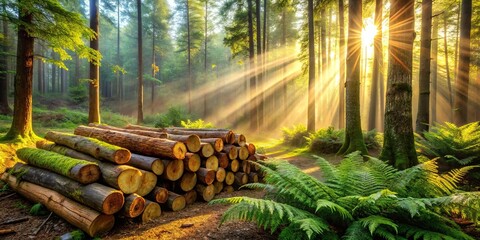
(0, 15, 11, 115)
(380, 0, 418, 169)
(165, 191, 186, 211)
(129, 153, 164, 175)
(256, 0, 264, 129)
(122, 193, 145, 218)
(179, 171, 197, 192)
(453, 0, 472, 125)
(338, 0, 367, 155)
(137, 0, 144, 124)
(248, 0, 257, 132)
(74, 126, 187, 160)
(3, 5, 35, 140)
(139, 200, 161, 223)
(443, 14, 453, 121)
(146, 186, 168, 204)
(307, 0, 315, 132)
(431, 17, 438, 123)
(338, 0, 345, 129)
(415, 0, 432, 133)
(0, 173, 114, 237)
(186, 0, 192, 114)
(36, 141, 143, 194)
(135, 170, 157, 197)
(88, 0, 100, 124)
(89, 123, 168, 138)
(117, 0, 123, 101)
(195, 184, 215, 202)
(44, 131, 131, 164)
(51, 52, 57, 92)
(203, 0, 208, 118)
(320, 8, 327, 123)
(368, 0, 383, 131)
(11, 163, 123, 215)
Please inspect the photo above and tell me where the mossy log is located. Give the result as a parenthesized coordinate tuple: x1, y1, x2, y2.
(234, 172, 248, 186)
(202, 155, 218, 171)
(128, 153, 164, 175)
(0, 173, 114, 237)
(88, 123, 168, 138)
(179, 171, 197, 192)
(135, 170, 157, 197)
(161, 159, 184, 181)
(74, 126, 186, 160)
(222, 145, 238, 160)
(36, 141, 142, 194)
(246, 143, 256, 155)
(201, 138, 223, 152)
(165, 191, 186, 211)
(11, 163, 124, 215)
(216, 153, 229, 169)
(248, 172, 259, 183)
(240, 161, 251, 174)
(122, 193, 145, 218)
(237, 146, 249, 160)
(138, 200, 161, 223)
(167, 134, 201, 153)
(146, 186, 169, 204)
(195, 184, 215, 202)
(16, 148, 100, 184)
(182, 153, 201, 172)
(198, 143, 214, 158)
(183, 190, 197, 205)
(45, 131, 131, 164)
(163, 129, 235, 144)
(215, 167, 226, 182)
(213, 181, 224, 194)
(223, 185, 234, 193)
(196, 167, 215, 185)
(224, 171, 235, 186)
(234, 134, 246, 147)
(227, 159, 240, 173)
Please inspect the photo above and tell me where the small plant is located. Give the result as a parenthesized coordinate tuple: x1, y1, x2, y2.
(181, 119, 214, 129)
(29, 203, 50, 216)
(153, 106, 191, 128)
(68, 85, 88, 105)
(212, 152, 479, 239)
(282, 125, 309, 147)
(306, 127, 344, 154)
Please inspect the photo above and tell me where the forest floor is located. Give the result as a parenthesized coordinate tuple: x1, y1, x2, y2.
(0, 134, 338, 240)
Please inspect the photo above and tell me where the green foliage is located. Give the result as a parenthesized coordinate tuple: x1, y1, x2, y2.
(282, 125, 309, 147)
(68, 85, 88, 105)
(306, 127, 344, 154)
(55, 230, 86, 240)
(152, 107, 191, 128)
(212, 152, 479, 239)
(181, 119, 214, 129)
(29, 203, 49, 216)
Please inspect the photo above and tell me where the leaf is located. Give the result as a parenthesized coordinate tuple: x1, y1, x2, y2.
(358, 215, 398, 235)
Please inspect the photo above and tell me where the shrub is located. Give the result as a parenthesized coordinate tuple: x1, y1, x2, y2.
(68, 85, 88, 105)
(153, 107, 191, 128)
(212, 152, 479, 239)
(282, 125, 309, 147)
(181, 119, 214, 129)
(306, 128, 381, 154)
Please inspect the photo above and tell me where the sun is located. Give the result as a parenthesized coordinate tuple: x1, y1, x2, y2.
(362, 18, 377, 47)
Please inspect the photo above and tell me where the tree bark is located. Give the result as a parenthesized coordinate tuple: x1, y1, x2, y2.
(129, 153, 164, 175)
(183, 190, 197, 205)
(443, 14, 453, 121)
(338, 0, 367, 155)
(88, 0, 100, 124)
(137, 0, 144, 124)
(338, 0, 345, 129)
(368, 0, 383, 131)
(165, 191, 186, 211)
(256, 0, 264, 129)
(146, 186, 168, 204)
(216, 152, 229, 169)
(122, 193, 145, 218)
(74, 126, 187, 160)
(0, 15, 11, 115)
(202, 138, 224, 152)
(307, 0, 315, 132)
(11, 163, 124, 215)
(197, 167, 215, 185)
(415, 0, 432, 133)
(1, 173, 114, 237)
(248, 0, 257, 132)
(186, 0, 192, 114)
(431, 17, 438, 123)
(234, 172, 248, 186)
(213, 181, 224, 194)
(380, 0, 418, 169)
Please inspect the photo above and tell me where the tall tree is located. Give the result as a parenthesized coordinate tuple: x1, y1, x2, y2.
(415, 0, 432, 133)
(0, 14, 11, 115)
(337, 0, 367, 155)
(337, 0, 345, 129)
(307, 0, 315, 132)
(453, 0, 472, 125)
(443, 13, 453, 121)
(186, 0, 192, 114)
(89, 0, 101, 123)
(255, 0, 264, 128)
(248, 0, 257, 131)
(380, 0, 417, 169)
(137, 0, 144, 124)
(368, 0, 384, 131)
(431, 17, 438, 123)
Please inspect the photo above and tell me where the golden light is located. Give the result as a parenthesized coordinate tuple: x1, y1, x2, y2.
(362, 18, 377, 47)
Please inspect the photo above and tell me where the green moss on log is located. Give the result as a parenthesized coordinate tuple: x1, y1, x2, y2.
(16, 148, 97, 176)
(60, 132, 125, 152)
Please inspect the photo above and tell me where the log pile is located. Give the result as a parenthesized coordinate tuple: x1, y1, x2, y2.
(1, 124, 265, 237)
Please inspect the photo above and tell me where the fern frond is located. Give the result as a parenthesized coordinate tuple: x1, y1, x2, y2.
(398, 224, 460, 240)
(343, 221, 374, 240)
(313, 155, 339, 182)
(372, 225, 398, 240)
(290, 218, 330, 239)
(358, 215, 398, 235)
(315, 199, 353, 220)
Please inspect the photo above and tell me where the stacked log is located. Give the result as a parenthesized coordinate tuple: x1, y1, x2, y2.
(3, 125, 265, 237)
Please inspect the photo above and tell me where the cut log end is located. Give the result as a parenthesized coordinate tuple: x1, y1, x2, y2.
(183, 153, 201, 172)
(151, 160, 165, 175)
(204, 155, 219, 171)
(186, 135, 201, 153)
(124, 194, 146, 218)
(213, 181, 224, 194)
(89, 214, 115, 237)
(200, 143, 214, 158)
(197, 184, 215, 202)
(163, 159, 185, 181)
(102, 191, 125, 215)
(118, 169, 143, 194)
(238, 147, 249, 160)
(148, 187, 169, 204)
(71, 164, 101, 185)
(167, 192, 186, 211)
(172, 142, 187, 160)
(136, 171, 158, 197)
(216, 167, 226, 182)
(113, 149, 132, 164)
(225, 131, 236, 144)
(197, 168, 215, 185)
(180, 172, 197, 192)
(225, 171, 235, 186)
(183, 190, 197, 205)
(141, 200, 161, 223)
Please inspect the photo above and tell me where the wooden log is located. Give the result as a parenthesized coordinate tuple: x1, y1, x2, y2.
(0, 229, 14, 235)
(202, 155, 218, 171)
(74, 126, 187, 160)
(0, 173, 114, 237)
(167, 134, 201, 153)
(224, 171, 235, 186)
(216, 167, 226, 183)
(237, 146, 249, 160)
(227, 159, 240, 173)
(222, 145, 238, 160)
(125, 124, 164, 132)
(213, 181, 224, 194)
(223, 185, 234, 193)
(36, 141, 143, 194)
(166, 191, 186, 211)
(146, 187, 169, 204)
(196, 184, 215, 202)
(161, 159, 184, 181)
(196, 168, 215, 185)
(45, 131, 131, 164)
(135, 170, 158, 197)
(248, 172, 259, 183)
(234, 172, 248, 186)
(216, 153, 229, 169)
(183, 153, 201, 172)
(128, 153, 164, 175)
(179, 172, 197, 192)
(234, 134, 246, 147)
(139, 200, 161, 223)
(246, 143, 256, 155)
(16, 148, 100, 184)
(201, 138, 223, 152)
(199, 143, 214, 158)
(88, 123, 168, 138)
(183, 190, 197, 205)
(164, 129, 235, 144)
(240, 161, 251, 174)
(122, 193, 145, 218)
(11, 163, 124, 215)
